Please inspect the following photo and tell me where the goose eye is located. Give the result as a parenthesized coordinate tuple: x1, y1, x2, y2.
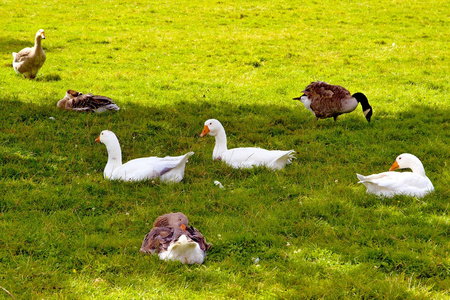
(209, 122, 212, 125)
(398, 157, 401, 160)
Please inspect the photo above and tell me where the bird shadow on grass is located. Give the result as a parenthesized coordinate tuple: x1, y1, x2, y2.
(35, 74, 62, 82)
(0, 38, 31, 54)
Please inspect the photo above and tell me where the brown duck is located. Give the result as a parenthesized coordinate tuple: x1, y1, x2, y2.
(13, 29, 46, 79)
(140, 212, 211, 264)
(57, 89, 120, 112)
(293, 81, 372, 122)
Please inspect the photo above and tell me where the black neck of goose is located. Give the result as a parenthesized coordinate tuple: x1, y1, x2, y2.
(352, 92, 372, 122)
(352, 93, 370, 109)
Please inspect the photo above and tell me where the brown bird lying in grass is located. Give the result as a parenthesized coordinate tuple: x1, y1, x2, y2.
(57, 89, 120, 112)
(140, 212, 211, 264)
(12, 29, 46, 79)
(293, 81, 372, 122)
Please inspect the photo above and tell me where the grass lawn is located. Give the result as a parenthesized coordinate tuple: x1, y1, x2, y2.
(0, 0, 449, 298)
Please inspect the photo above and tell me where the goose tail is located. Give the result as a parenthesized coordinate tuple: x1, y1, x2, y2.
(356, 173, 365, 182)
(160, 152, 194, 183)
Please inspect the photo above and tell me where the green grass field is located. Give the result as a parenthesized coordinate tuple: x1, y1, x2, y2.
(1, 0, 449, 298)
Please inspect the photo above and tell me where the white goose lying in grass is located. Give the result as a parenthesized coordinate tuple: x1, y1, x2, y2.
(140, 212, 211, 264)
(357, 153, 434, 198)
(200, 119, 295, 170)
(57, 89, 120, 113)
(12, 29, 46, 79)
(293, 81, 372, 122)
(95, 130, 193, 182)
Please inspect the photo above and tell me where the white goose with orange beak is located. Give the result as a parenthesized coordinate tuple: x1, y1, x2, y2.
(200, 119, 295, 170)
(357, 153, 434, 198)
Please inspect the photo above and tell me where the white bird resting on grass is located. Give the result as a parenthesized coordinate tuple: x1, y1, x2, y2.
(357, 153, 434, 198)
(95, 130, 193, 182)
(200, 119, 295, 170)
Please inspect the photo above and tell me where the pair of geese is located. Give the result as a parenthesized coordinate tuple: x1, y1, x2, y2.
(94, 119, 295, 183)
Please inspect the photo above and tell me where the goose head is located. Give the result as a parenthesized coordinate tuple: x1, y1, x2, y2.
(57, 98, 68, 109)
(200, 119, 223, 137)
(352, 92, 372, 123)
(389, 153, 425, 174)
(153, 212, 189, 228)
(36, 29, 45, 40)
(95, 130, 117, 145)
(66, 89, 82, 99)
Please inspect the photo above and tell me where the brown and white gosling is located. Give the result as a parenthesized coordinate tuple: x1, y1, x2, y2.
(12, 29, 46, 79)
(293, 81, 372, 122)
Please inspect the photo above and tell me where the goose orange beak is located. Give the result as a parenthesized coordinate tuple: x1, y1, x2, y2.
(95, 136, 101, 143)
(180, 224, 187, 231)
(389, 160, 399, 171)
(200, 125, 210, 137)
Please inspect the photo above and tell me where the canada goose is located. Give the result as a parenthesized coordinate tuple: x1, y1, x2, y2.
(293, 81, 372, 122)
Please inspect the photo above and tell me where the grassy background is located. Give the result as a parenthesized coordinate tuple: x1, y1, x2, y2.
(0, 0, 449, 298)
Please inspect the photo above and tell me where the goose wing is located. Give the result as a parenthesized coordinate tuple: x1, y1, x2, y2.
(303, 82, 352, 118)
(186, 225, 211, 252)
(70, 94, 116, 111)
(221, 148, 294, 169)
(357, 172, 433, 197)
(112, 156, 189, 181)
(14, 48, 32, 62)
(140, 227, 175, 254)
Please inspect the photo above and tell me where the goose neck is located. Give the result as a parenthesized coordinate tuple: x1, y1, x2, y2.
(105, 138, 123, 166)
(409, 160, 426, 177)
(35, 36, 42, 48)
(212, 128, 228, 158)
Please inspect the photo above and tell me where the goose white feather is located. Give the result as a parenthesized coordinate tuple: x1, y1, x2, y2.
(200, 119, 295, 170)
(357, 153, 434, 198)
(12, 29, 46, 79)
(95, 130, 193, 182)
(158, 233, 207, 264)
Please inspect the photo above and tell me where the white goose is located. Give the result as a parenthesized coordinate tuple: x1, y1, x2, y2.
(12, 29, 46, 79)
(140, 212, 211, 264)
(200, 119, 295, 170)
(357, 153, 434, 198)
(95, 130, 193, 182)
